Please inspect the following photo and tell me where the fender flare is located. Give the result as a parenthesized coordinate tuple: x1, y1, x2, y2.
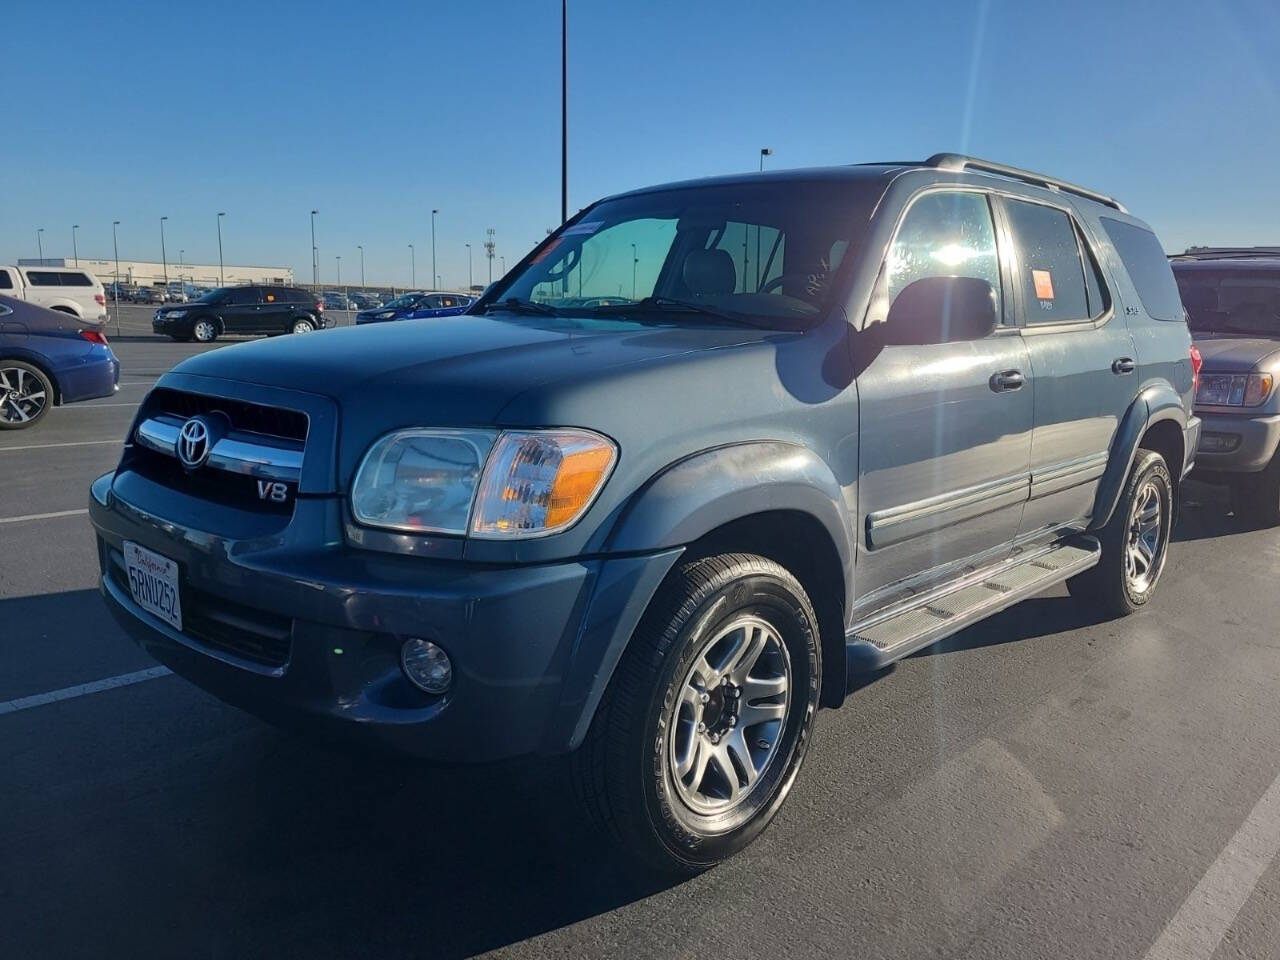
(541, 442, 855, 754)
(1092, 385, 1187, 528)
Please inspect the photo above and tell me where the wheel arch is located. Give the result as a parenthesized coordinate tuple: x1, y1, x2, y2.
(0, 351, 62, 404)
(1092, 385, 1187, 528)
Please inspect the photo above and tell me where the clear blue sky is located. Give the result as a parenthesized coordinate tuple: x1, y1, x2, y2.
(3, 0, 1277, 288)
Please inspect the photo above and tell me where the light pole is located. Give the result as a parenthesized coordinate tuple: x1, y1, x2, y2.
(216, 213, 225, 285)
(179, 249, 185, 293)
(336, 255, 342, 291)
(631, 243, 638, 299)
(561, 0, 568, 224)
(465, 243, 472, 290)
(310, 210, 319, 290)
(500, 256, 506, 276)
(112, 221, 121, 336)
(759, 147, 772, 171)
(431, 209, 438, 292)
(409, 244, 415, 287)
(357, 245, 365, 289)
(160, 216, 169, 293)
(71, 225, 80, 266)
(36, 228, 44, 263)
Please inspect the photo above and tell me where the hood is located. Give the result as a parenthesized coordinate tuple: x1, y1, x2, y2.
(1192, 334, 1280, 373)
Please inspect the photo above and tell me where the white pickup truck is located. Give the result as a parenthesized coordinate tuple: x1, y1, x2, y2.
(0, 265, 107, 323)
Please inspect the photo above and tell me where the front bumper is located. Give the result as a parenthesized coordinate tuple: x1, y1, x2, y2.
(1191, 411, 1280, 473)
(89, 471, 680, 762)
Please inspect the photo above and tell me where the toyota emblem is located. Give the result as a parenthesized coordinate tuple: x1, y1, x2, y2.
(176, 416, 213, 469)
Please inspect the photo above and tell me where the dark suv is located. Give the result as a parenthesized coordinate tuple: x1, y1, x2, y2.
(1172, 249, 1280, 523)
(92, 155, 1198, 873)
(152, 284, 325, 342)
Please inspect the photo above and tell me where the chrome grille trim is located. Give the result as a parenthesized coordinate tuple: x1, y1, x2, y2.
(135, 414, 303, 483)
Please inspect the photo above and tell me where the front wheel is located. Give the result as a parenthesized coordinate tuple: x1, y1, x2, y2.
(192, 319, 218, 343)
(1068, 449, 1173, 617)
(573, 553, 821, 875)
(291, 318, 315, 334)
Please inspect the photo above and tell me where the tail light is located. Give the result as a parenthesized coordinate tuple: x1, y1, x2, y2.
(1189, 344, 1203, 394)
(80, 329, 109, 345)
(94, 294, 106, 306)
(316, 300, 325, 312)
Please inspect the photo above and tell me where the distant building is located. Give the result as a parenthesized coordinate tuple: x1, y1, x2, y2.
(18, 257, 293, 288)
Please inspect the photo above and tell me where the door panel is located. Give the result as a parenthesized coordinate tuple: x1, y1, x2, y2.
(221, 287, 262, 333)
(997, 197, 1137, 536)
(855, 189, 1033, 603)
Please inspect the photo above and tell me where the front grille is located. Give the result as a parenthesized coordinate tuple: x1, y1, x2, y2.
(108, 553, 293, 668)
(128, 446, 295, 514)
(144, 387, 308, 443)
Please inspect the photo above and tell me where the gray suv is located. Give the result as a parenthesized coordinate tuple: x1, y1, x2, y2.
(1173, 250, 1280, 523)
(89, 154, 1199, 873)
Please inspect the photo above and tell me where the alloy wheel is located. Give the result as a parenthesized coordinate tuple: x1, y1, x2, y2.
(1124, 479, 1165, 593)
(0, 366, 48, 424)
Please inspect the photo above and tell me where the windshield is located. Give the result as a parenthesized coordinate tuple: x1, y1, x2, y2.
(1175, 267, 1280, 336)
(197, 288, 228, 304)
(493, 182, 864, 329)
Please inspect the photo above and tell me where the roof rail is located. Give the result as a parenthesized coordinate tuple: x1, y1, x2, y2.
(925, 154, 1127, 213)
(1169, 246, 1280, 261)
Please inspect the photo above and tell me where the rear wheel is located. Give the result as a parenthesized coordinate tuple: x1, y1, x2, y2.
(1068, 449, 1173, 617)
(192, 319, 218, 343)
(573, 553, 821, 875)
(291, 317, 315, 334)
(0, 361, 54, 429)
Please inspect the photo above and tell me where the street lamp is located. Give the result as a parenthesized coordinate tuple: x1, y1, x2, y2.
(409, 244, 415, 287)
(759, 147, 773, 171)
(631, 242, 638, 299)
(431, 209, 438, 292)
(72, 225, 79, 266)
(310, 210, 319, 290)
(336, 255, 342, 288)
(216, 213, 225, 285)
(160, 216, 169, 293)
(112, 221, 121, 336)
(357, 245, 365, 289)
(465, 243, 472, 290)
(36, 228, 44, 263)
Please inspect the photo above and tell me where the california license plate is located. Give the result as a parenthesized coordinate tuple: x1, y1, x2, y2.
(123, 541, 183, 631)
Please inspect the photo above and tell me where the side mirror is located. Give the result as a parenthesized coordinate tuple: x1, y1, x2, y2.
(882, 276, 998, 346)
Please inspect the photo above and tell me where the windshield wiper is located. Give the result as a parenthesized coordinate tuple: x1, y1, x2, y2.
(481, 297, 559, 316)
(596, 296, 769, 329)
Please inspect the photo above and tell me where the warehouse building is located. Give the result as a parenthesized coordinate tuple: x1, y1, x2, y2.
(18, 258, 293, 289)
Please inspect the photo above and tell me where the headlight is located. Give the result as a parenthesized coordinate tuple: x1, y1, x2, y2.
(471, 429, 617, 538)
(350, 427, 617, 539)
(351, 429, 497, 534)
(165, 309, 187, 318)
(1196, 372, 1274, 407)
(376, 310, 395, 318)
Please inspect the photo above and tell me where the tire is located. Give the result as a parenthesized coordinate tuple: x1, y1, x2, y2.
(573, 553, 821, 875)
(192, 319, 218, 343)
(291, 318, 315, 335)
(0, 360, 54, 430)
(1068, 449, 1173, 617)
(1230, 456, 1280, 527)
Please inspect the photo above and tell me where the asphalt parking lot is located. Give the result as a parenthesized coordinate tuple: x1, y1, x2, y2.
(5, 309, 1280, 959)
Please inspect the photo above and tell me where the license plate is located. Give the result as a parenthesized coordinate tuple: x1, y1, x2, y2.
(123, 541, 182, 631)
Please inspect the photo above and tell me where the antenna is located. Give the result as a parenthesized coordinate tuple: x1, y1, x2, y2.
(484, 228, 497, 284)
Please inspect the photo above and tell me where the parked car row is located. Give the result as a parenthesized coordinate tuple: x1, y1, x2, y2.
(152, 285, 327, 342)
(354, 290, 473, 324)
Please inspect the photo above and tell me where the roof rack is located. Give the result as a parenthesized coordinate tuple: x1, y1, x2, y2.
(925, 154, 1127, 213)
(1169, 246, 1280, 261)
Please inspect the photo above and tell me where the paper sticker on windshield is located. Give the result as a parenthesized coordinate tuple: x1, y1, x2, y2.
(1032, 269, 1055, 300)
(561, 220, 604, 237)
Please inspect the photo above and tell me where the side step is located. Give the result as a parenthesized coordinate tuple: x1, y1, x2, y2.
(844, 538, 1100, 683)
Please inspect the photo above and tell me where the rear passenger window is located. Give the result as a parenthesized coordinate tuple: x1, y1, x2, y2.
(1101, 218, 1184, 321)
(0, 270, 11, 289)
(60, 272, 93, 286)
(1004, 199, 1091, 324)
(26, 271, 61, 286)
(885, 190, 1003, 320)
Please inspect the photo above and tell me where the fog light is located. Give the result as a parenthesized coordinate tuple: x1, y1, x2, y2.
(401, 638, 452, 694)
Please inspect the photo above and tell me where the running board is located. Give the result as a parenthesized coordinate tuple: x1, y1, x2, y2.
(844, 538, 1100, 682)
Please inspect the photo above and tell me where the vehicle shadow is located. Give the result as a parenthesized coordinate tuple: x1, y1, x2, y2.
(1173, 479, 1262, 542)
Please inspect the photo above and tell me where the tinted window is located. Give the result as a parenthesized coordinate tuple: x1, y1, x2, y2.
(1004, 199, 1090, 324)
(0, 270, 11, 290)
(224, 287, 260, 306)
(1101, 218, 1183, 321)
(26, 271, 63, 286)
(1174, 267, 1280, 336)
(60, 272, 93, 286)
(287, 288, 312, 303)
(885, 190, 1002, 319)
(1079, 226, 1109, 317)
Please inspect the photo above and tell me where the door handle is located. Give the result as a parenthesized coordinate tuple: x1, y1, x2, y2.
(990, 370, 1025, 392)
(1112, 357, 1136, 375)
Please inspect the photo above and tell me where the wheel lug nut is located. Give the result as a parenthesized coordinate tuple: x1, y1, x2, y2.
(697, 721, 707, 733)
(728, 716, 737, 727)
(699, 692, 710, 704)
(710, 733, 720, 744)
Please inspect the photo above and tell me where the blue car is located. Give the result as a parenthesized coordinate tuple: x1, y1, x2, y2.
(0, 295, 120, 429)
(354, 291, 473, 325)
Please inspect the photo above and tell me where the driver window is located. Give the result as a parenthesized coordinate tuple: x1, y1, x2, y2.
(884, 191, 1002, 322)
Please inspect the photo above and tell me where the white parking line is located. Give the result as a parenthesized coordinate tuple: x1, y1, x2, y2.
(1143, 769, 1280, 960)
(66, 402, 140, 409)
(0, 439, 122, 452)
(0, 666, 172, 716)
(0, 508, 89, 524)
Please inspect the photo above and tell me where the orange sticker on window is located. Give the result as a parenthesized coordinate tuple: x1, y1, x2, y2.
(265, 293, 275, 301)
(1032, 269, 1054, 300)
